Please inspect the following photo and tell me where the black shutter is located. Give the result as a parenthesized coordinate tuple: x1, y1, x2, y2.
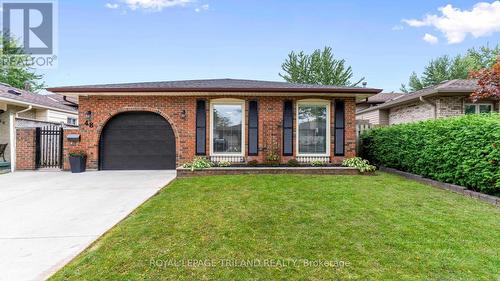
(195, 100, 206, 155)
(248, 100, 258, 156)
(334, 100, 345, 156)
(283, 100, 293, 156)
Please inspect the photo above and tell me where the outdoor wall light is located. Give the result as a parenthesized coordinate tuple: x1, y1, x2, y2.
(180, 110, 187, 120)
(84, 110, 94, 128)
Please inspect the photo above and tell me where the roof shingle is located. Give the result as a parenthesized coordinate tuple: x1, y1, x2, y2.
(356, 79, 478, 114)
(0, 84, 77, 112)
(47, 78, 382, 94)
(358, 92, 404, 104)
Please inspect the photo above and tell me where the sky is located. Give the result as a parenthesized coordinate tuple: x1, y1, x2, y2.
(39, 0, 500, 92)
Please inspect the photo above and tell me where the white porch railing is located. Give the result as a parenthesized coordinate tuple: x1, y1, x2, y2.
(210, 155, 245, 163)
(296, 156, 330, 164)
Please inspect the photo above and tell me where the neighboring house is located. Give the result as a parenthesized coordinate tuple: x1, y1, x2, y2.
(48, 79, 381, 170)
(0, 84, 78, 170)
(356, 92, 404, 125)
(356, 79, 499, 126)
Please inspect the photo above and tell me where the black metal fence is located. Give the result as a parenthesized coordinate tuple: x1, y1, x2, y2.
(35, 126, 63, 169)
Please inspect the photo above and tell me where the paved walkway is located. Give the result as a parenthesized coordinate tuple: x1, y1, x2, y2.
(0, 170, 176, 281)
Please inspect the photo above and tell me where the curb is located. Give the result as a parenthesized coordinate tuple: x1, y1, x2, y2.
(176, 166, 370, 177)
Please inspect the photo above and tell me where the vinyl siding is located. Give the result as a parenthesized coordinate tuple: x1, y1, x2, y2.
(357, 109, 382, 125)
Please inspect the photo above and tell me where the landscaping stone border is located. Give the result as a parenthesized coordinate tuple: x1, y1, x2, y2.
(177, 166, 370, 177)
(380, 166, 499, 207)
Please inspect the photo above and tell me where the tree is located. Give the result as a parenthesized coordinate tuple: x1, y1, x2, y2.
(469, 57, 500, 102)
(401, 45, 499, 93)
(280, 46, 364, 87)
(0, 35, 44, 91)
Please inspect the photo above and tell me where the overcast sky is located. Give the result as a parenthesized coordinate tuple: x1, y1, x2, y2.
(41, 0, 500, 92)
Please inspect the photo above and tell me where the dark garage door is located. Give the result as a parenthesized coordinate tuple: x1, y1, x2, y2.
(99, 111, 176, 170)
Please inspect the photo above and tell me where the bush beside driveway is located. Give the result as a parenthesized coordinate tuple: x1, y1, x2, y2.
(51, 173, 499, 280)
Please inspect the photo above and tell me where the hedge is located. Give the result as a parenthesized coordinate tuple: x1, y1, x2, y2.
(360, 114, 500, 194)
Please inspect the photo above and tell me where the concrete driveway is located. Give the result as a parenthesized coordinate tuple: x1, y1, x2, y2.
(0, 170, 176, 281)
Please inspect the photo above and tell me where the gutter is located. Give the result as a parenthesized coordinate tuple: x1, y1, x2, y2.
(63, 95, 79, 107)
(419, 96, 436, 119)
(0, 96, 77, 114)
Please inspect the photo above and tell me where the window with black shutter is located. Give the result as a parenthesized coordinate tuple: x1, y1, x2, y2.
(283, 100, 293, 156)
(248, 100, 258, 155)
(196, 100, 206, 155)
(334, 100, 345, 156)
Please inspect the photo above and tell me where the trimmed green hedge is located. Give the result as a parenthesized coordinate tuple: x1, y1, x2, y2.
(360, 114, 500, 194)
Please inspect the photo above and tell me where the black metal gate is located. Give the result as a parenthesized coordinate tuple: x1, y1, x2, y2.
(35, 126, 64, 169)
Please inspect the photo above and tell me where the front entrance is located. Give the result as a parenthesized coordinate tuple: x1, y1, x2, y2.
(99, 111, 176, 170)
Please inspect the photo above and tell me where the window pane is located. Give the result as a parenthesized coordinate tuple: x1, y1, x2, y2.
(464, 104, 476, 115)
(479, 104, 492, 113)
(213, 104, 242, 153)
(298, 104, 327, 154)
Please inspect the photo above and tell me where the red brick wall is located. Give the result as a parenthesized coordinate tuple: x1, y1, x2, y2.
(65, 95, 356, 170)
(16, 128, 36, 170)
(62, 129, 80, 170)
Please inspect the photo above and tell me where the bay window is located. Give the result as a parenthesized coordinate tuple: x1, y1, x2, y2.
(210, 100, 245, 155)
(296, 100, 330, 156)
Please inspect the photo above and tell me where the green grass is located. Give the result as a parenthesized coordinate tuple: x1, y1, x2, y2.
(51, 173, 500, 281)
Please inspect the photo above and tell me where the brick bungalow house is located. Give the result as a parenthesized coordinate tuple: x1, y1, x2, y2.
(356, 79, 500, 125)
(48, 79, 381, 170)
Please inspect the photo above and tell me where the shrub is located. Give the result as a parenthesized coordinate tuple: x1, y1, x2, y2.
(216, 160, 231, 167)
(69, 151, 86, 157)
(247, 160, 259, 167)
(310, 160, 326, 167)
(360, 114, 500, 194)
(265, 151, 280, 162)
(265, 143, 280, 163)
(182, 157, 214, 171)
(287, 159, 300, 167)
(342, 157, 376, 172)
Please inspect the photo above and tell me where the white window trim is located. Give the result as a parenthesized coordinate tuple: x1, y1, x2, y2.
(67, 117, 77, 125)
(296, 99, 331, 157)
(464, 103, 493, 114)
(209, 98, 246, 157)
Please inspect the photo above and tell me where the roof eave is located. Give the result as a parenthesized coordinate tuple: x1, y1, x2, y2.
(436, 89, 475, 94)
(0, 96, 78, 114)
(47, 87, 382, 94)
(356, 89, 475, 114)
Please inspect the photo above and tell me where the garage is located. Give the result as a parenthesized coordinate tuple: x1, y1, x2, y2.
(99, 111, 176, 170)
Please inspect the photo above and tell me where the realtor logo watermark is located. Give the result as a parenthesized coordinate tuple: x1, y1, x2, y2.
(1, 0, 58, 68)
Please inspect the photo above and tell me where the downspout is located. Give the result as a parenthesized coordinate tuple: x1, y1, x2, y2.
(15, 105, 33, 117)
(10, 105, 33, 171)
(63, 96, 78, 107)
(419, 96, 436, 119)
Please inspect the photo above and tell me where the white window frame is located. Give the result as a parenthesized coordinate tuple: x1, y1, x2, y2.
(464, 103, 493, 114)
(209, 98, 245, 157)
(296, 99, 331, 157)
(67, 117, 77, 125)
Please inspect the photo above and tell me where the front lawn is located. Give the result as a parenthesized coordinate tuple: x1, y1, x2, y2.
(51, 173, 499, 280)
